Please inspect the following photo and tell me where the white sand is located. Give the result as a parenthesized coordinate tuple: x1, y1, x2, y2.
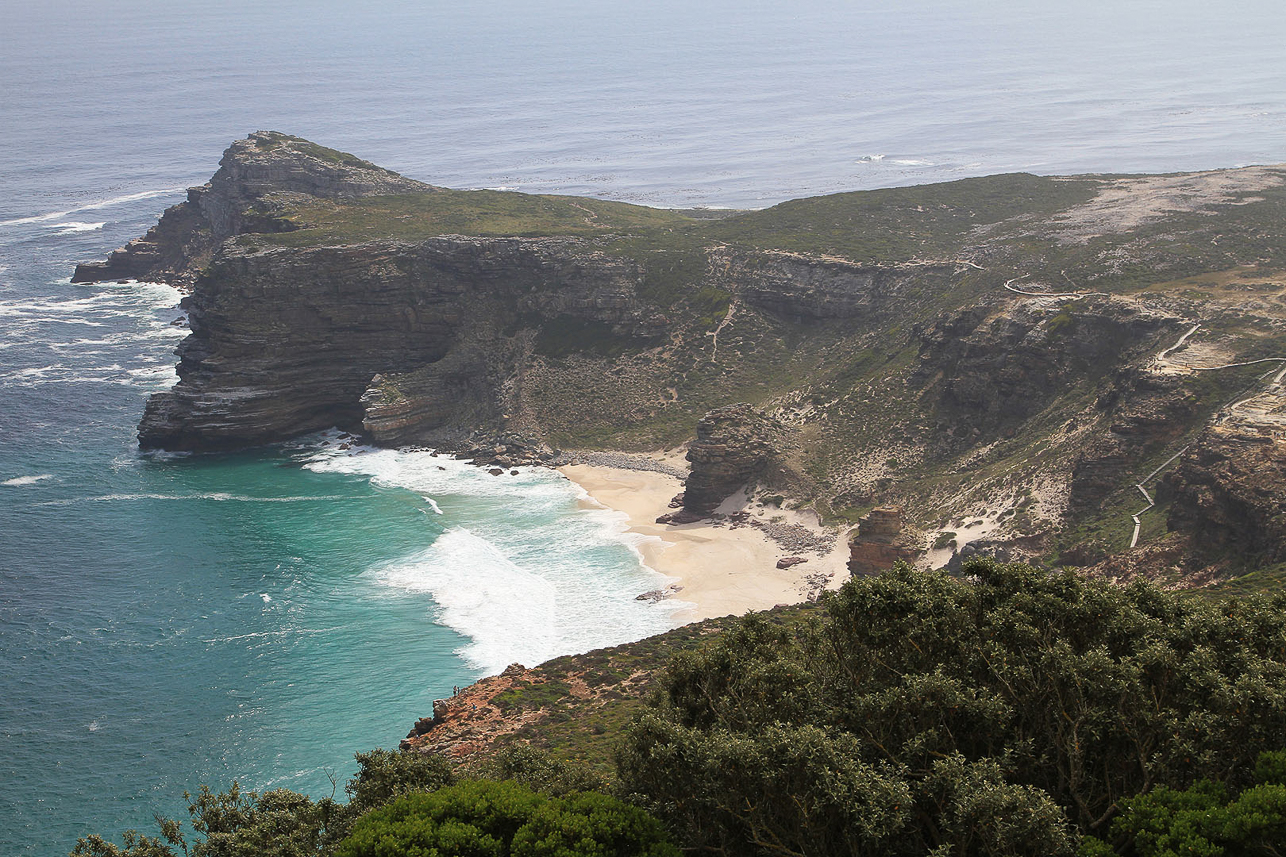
(558, 463, 850, 623)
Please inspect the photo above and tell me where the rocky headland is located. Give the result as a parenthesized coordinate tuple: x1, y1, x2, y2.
(77, 131, 1286, 591)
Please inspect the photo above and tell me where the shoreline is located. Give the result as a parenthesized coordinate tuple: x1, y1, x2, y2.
(556, 460, 852, 623)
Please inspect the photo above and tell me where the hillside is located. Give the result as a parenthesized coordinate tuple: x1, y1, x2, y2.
(76, 131, 1286, 588)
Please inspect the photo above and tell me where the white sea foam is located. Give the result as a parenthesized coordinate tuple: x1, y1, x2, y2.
(0, 187, 185, 227)
(305, 445, 681, 671)
(2, 474, 53, 486)
(857, 154, 886, 162)
(125, 365, 179, 388)
(43, 221, 106, 235)
(36, 493, 355, 505)
(891, 158, 934, 166)
(377, 528, 558, 673)
(0, 280, 181, 322)
(203, 627, 342, 644)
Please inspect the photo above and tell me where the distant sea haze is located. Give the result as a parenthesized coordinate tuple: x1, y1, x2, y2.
(3, 1, 1285, 218)
(3, 1, 1286, 856)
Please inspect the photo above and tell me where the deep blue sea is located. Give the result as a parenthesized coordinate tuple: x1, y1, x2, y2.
(3, 1, 1285, 854)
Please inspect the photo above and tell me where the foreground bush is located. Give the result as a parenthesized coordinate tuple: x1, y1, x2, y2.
(72, 748, 455, 857)
(1082, 750, 1286, 855)
(334, 779, 678, 857)
(617, 560, 1286, 856)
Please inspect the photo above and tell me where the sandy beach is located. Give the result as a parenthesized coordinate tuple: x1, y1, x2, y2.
(557, 461, 851, 623)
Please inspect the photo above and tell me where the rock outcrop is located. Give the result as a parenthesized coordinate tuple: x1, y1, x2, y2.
(1069, 370, 1198, 511)
(138, 237, 665, 450)
(713, 249, 956, 320)
(916, 298, 1180, 443)
(73, 131, 433, 287)
(1167, 424, 1286, 562)
(847, 507, 921, 575)
(681, 405, 781, 517)
(74, 134, 1286, 582)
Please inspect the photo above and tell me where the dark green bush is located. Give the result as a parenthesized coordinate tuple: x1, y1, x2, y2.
(72, 748, 455, 857)
(71, 782, 332, 857)
(1081, 750, 1286, 855)
(617, 560, 1286, 856)
(334, 780, 678, 857)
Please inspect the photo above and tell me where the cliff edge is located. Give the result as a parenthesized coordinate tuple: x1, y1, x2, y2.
(78, 134, 1286, 588)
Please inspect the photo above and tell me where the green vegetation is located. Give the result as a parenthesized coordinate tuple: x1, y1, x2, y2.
(1082, 751, 1286, 856)
(703, 173, 1100, 262)
(932, 530, 957, 549)
(253, 170, 1098, 266)
(255, 191, 694, 248)
(71, 750, 456, 857)
(616, 560, 1286, 856)
(337, 781, 677, 857)
(532, 317, 657, 359)
(73, 562, 1286, 857)
(72, 753, 674, 857)
(251, 132, 379, 170)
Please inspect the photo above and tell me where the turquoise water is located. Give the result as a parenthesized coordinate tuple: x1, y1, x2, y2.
(0, 208, 676, 855)
(4, 1, 1286, 854)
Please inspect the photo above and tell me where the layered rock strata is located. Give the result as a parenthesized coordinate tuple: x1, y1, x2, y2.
(138, 237, 665, 450)
(70, 134, 1286, 583)
(1167, 424, 1286, 562)
(73, 131, 433, 287)
(713, 249, 956, 319)
(1069, 370, 1198, 511)
(916, 298, 1180, 444)
(847, 506, 922, 575)
(681, 405, 782, 518)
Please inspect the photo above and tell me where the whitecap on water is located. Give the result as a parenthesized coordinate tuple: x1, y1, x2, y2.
(2, 474, 53, 487)
(0, 187, 185, 227)
(42, 221, 106, 235)
(305, 445, 682, 671)
(377, 528, 558, 673)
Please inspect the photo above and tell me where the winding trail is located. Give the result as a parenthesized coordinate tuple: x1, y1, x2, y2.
(708, 298, 740, 362)
(1155, 324, 1201, 363)
(1124, 325, 1286, 546)
(1128, 446, 1191, 548)
(999, 295, 1286, 549)
(1189, 357, 1286, 371)
(1002, 275, 1109, 299)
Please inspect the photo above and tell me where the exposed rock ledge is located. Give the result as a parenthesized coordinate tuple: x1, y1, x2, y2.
(137, 237, 666, 450)
(72, 131, 433, 288)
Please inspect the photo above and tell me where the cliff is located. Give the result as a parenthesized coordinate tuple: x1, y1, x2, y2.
(72, 131, 433, 287)
(78, 133, 1286, 587)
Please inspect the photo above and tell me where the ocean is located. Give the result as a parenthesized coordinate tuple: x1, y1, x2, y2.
(2, 1, 1285, 854)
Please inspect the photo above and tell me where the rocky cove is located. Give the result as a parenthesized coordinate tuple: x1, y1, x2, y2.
(77, 131, 1286, 588)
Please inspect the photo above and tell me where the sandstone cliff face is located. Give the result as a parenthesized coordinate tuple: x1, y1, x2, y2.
(848, 507, 922, 575)
(1167, 424, 1286, 562)
(139, 237, 666, 450)
(713, 249, 956, 320)
(1068, 370, 1198, 511)
(73, 131, 433, 287)
(916, 298, 1179, 443)
(77, 134, 1286, 585)
(682, 405, 781, 517)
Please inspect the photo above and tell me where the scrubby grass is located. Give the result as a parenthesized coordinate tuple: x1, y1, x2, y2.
(473, 603, 822, 773)
(703, 173, 1100, 262)
(257, 190, 697, 247)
